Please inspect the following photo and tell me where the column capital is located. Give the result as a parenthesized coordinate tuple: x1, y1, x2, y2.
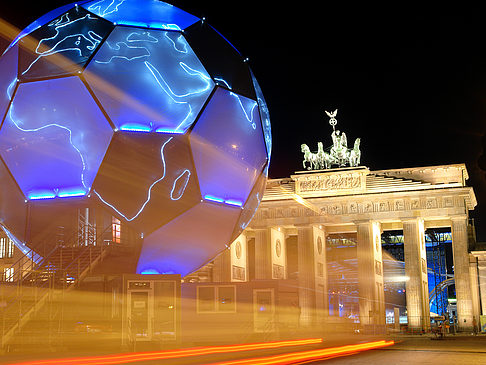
(450, 214, 468, 222)
(269, 226, 286, 234)
(295, 224, 313, 232)
(250, 227, 271, 232)
(401, 217, 424, 224)
(353, 219, 372, 226)
(354, 220, 381, 232)
(294, 223, 311, 227)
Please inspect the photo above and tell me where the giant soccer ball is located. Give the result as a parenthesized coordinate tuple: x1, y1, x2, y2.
(0, 0, 271, 276)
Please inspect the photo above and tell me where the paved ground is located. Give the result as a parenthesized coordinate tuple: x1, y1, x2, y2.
(315, 334, 486, 364)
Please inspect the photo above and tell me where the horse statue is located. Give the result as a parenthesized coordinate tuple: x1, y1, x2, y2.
(348, 138, 361, 167)
(317, 141, 333, 169)
(301, 109, 362, 170)
(301, 144, 320, 170)
(330, 130, 349, 166)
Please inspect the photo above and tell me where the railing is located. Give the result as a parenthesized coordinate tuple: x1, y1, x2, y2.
(0, 224, 124, 348)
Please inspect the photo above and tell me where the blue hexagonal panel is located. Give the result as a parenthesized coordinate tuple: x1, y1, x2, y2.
(0, 77, 113, 200)
(190, 87, 267, 207)
(82, 0, 200, 31)
(137, 201, 241, 276)
(18, 6, 114, 81)
(0, 45, 18, 123)
(84, 26, 214, 134)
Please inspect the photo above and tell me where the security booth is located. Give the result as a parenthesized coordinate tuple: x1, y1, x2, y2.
(180, 279, 300, 345)
(122, 274, 181, 347)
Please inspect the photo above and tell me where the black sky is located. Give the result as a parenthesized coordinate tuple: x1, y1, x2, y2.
(0, 2, 485, 240)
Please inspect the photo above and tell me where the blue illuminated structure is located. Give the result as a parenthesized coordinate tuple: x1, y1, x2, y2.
(0, 0, 271, 277)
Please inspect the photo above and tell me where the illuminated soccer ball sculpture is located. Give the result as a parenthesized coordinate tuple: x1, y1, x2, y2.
(0, 0, 271, 276)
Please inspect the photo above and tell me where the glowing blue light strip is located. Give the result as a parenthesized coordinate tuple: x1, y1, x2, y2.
(27, 187, 87, 200)
(114, 21, 181, 31)
(203, 195, 243, 207)
(94, 137, 175, 221)
(225, 199, 243, 207)
(119, 123, 152, 132)
(28, 192, 57, 200)
(57, 189, 87, 198)
(118, 124, 186, 134)
(155, 128, 184, 134)
(203, 194, 224, 203)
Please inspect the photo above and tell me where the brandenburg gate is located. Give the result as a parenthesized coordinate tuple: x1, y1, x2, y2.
(244, 163, 477, 331)
(209, 110, 479, 332)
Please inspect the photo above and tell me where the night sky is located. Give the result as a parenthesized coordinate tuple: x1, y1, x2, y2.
(0, 2, 485, 240)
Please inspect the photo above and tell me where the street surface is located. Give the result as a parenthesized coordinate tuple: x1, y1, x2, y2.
(314, 334, 486, 364)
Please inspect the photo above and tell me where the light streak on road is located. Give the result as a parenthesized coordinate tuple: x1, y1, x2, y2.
(208, 340, 395, 365)
(9, 338, 324, 365)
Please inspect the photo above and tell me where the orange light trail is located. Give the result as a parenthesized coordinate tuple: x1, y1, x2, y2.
(9, 338, 323, 365)
(207, 340, 395, 365)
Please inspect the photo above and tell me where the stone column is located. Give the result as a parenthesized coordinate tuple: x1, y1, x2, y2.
(469, 254, 481, 327)
(451, 216, 473, 331)
(402, 218, 430, 332)
(297, 226, 316, 327)
(478, 258, 486, 316)
(356, 221, 385, 326)
(313, 226, 328, 320)
(254, 228, 272, 279)
(212, 247, 231, 282)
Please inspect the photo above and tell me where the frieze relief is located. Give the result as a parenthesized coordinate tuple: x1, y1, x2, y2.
(378, 201, 389, 212)
(444, 196, 454, 208)
(426, 198, 438, 209)
(253, 195, 463, 221)
(348, 202, 358, 214)
(394, 199, 405, 211)
(299, 175, 361, 193)
(362, 201, 374, 213)
(411, 198, 420, 210)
